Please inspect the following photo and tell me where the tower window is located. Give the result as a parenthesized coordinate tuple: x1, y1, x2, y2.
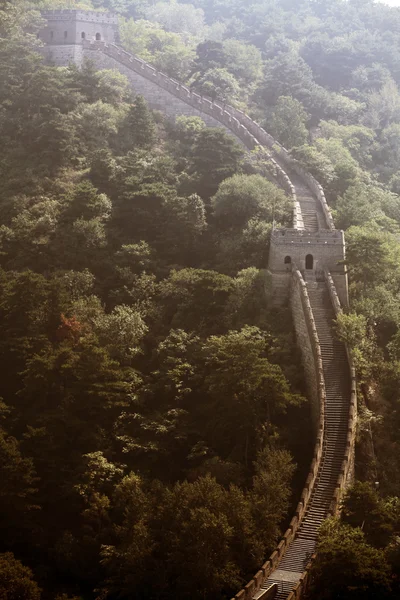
(50, 30, 54, 40)
(96, 33, 101, 41)
(284, 256, 291, 264)
(81, 32, 86, 39)
(64, 31, 68, 39)
(305, 254, 314, 270)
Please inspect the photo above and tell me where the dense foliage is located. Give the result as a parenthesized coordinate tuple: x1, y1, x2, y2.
(309, 483, 400, 599)
(4, 0, 400, 597)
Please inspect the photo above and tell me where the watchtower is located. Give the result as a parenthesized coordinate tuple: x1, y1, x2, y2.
(39, 10, 119, 66)
(268, 228, 348, 306)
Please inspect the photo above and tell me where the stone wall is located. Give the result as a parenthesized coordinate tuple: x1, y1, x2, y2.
(42, 44, 83, 66)
(83, 46, 227, 127)
(291, 270, 323, 426)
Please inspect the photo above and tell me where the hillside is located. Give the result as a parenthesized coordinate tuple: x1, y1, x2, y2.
(2, 1, 400, 599)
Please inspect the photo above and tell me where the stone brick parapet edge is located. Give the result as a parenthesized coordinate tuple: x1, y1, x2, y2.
(271, 229, 343, 244)
(231, 268, 326, 600)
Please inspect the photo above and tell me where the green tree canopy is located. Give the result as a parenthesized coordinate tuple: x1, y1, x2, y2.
(211, 173, 290, 229)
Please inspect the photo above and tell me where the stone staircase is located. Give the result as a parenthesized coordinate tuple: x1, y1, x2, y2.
(301, 211, 318, 232)
(288, 172, 327, 231)
(261, 280, 351, 600)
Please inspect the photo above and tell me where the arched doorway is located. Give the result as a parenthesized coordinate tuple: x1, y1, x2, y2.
(305, 254, 314, 270)
(284, 256, 291, 265)
(81, 32, 86, 40)
(96, 33, 102, 40)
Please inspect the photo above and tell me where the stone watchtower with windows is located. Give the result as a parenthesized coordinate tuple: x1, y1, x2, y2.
(38, 10, 119, 66)
(268, 228, 348, 306)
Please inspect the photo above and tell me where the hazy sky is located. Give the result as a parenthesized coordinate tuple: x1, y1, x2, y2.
(380, 0, 400, 6)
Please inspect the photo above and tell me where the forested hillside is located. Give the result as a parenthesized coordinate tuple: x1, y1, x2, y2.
(3, 0, 400, 599)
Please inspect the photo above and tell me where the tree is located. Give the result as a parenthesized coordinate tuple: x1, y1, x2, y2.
(0, 430, 38, 547)
(318, 120, 375, 168)
(64, 181, 112, 223)
(191, 67, 241, 103)
(100, 472, 154, 598)
(92, 304, 148, 363)
(309, 518, 392, 600)
(222, 38, 263, 90)
(378, 123, 400, 180)
(189, 128, 244, 197)
(117, 95, 156, 151)
(158, 268, 234, 334)
(335, 183, 399, 231)
(290, 144, 336, 188)
(73, 100, 125, 154)
(345, 225, 395, 291)
(211, 174, 290, 230)
(200, 326, 302, 464)
(119, 18, 195, 79)
(0, 553, 41, 600)
(160, 193, 207, 263)
(1, 196, 60, 270)
(214, 219, 272, 274)
(250, 447, 295, 552)
(341, 482, 394, 548)
(259, 50, 316, 107)
(268, 96, 309, 149)
(191, 40, 226, 74)
(144, 0, 206, 39)
(334, 312, 378, 380)
(152, 476, 242, 599)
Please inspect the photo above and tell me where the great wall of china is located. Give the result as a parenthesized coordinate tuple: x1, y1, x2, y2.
(39, 11, 357, 600)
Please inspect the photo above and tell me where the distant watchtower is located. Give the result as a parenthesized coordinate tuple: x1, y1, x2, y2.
(39, 10, 119, 66)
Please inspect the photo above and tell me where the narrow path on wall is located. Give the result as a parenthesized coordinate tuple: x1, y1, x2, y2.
(285, 171, 326, 231)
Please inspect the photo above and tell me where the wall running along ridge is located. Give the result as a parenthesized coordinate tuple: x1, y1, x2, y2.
(40, 18, 357, 600)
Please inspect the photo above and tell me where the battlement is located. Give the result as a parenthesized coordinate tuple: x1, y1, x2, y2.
(41, 10, 118, 24)
(271, 228, 344, 245)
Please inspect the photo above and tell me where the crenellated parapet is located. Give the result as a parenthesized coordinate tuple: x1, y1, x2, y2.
(40, 9, 118, 21)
